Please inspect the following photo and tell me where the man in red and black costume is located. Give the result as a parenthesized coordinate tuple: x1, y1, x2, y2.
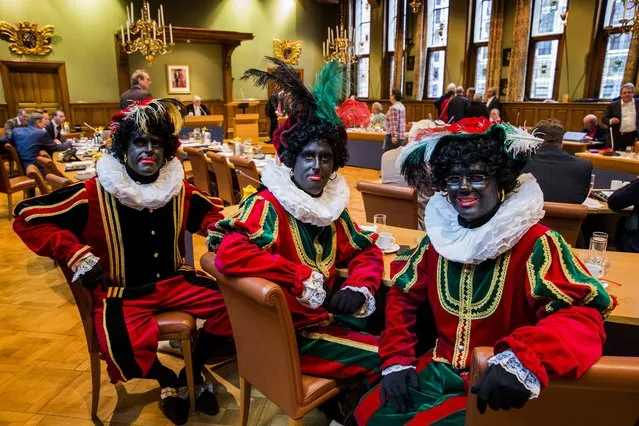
(13, 99, 231, 425)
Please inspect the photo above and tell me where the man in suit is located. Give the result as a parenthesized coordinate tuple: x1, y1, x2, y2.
(185, 95, 209, 116)
(603, 82, 639, 151)
(45, 109, 66, 143)
(3, 109, 28, 139)
(446, 86, 469, 123)
(119, 69, 153, 109)
(523, 118, 593, 204)
(486, 86, 501, 114)
(11, 112, 72, 171)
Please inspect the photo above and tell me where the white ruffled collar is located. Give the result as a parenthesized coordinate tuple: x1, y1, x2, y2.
(96, 153, 184, 211)
(425, 173, 545, 264)
(260, 161, 349, 227)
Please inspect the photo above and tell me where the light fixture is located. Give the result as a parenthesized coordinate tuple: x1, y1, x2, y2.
(120, 0, 174, 63)
(322, 18, 355, 65)
(607, 0, 639, 40)
(409, 0, 422, 13)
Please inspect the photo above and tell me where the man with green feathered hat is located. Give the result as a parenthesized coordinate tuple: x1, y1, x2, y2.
(354, 117, 616, 425)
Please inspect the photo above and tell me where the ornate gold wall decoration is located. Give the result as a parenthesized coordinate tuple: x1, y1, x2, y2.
(0, 21, 55, 56)
(272, 39, 303, 65)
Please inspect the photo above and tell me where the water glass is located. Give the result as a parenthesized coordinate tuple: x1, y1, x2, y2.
(373, 214, 387, 233)
(589, 173, 596, 197)
(626, 146, 634, 158)
(588, 233, 608, 266)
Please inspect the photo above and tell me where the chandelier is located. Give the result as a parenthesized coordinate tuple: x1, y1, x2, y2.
(409, 0, 423, 13)
(609, 0, 639, 39)
(322, 22, 356, 65)
(120, 1, 174, 63)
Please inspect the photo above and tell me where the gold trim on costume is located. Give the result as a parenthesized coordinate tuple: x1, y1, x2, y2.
(25, 199, 89, 222)
(288, 214, 337, 277)
(97, 182, 117, 284)
(67, 245, 92, 268)
(526, 235, 574, 310)
(298, 330, 378, 353)
(20, 186, 86, 215)
(106, 189, 126, 287)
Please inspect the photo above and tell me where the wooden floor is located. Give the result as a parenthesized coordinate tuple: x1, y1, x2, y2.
(0, 166, 379, 425)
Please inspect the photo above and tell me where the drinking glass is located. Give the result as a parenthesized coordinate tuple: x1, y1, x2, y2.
(588, 233, 608, 266)
(588, 173, 596, 197)
(373, 214, 387, 233)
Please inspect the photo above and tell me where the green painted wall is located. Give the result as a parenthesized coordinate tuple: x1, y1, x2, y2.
(445, 0, 469, 86)
(128, 43, 224, 102)
(0, 0, 127, 103)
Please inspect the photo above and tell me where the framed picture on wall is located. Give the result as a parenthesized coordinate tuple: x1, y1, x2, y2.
(405, 81, 413, 97)
(167, 65, 191, 94)
(499, 78, 509, 97)
(407, 56, 415, 71)
(502, 48, 511, 67)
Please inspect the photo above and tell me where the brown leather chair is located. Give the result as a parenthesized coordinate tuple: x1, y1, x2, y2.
(206, 151, 239, 205)
(184, 147, 215, 194)
(466, 347, 639, 426)
(176, 147, 193, 182)
(229, 156, 260, 191)
(58, 265, 199, 417)
(356, 180, 419, 229)
(25, 164, 49, 195)
(1, 143, 36, 218)
(200, 252, 342, 426)
(36, 155, 67, 178)
(541, 202, 588, 246)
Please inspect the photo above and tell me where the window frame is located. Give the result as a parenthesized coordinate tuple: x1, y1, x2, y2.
(525, 0, 569, 101)
(354, 0, 372, 99)
(424, 0, 450, 99)
(466, 0, 492, 96)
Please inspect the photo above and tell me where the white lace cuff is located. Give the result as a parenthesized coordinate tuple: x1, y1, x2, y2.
(382, 364, 416, 376)
(488, 350, 541, 399)
(296, 271, 326, 309)
(71, 253, 100, 282)
(342, 286, 376, 318)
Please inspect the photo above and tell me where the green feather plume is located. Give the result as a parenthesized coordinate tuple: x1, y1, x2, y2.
(311, 60, 346, 127)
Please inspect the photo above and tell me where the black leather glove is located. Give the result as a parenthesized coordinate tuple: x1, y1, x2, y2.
(79, 263, 104, 290)
(380, 368, 420, 413)
(471, 364, 531, 414)
(328, 289, 366, 315)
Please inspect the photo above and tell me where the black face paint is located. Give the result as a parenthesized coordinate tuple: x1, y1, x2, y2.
(125, 133, 165, 182)
(445, 161, 500, 223)
(291, 139, 335, 197)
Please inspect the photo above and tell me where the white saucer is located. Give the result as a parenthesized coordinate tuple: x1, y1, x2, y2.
(379, 243, 400, 254)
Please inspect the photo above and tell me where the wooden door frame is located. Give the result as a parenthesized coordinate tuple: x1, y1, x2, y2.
(0, 60, 71, 118)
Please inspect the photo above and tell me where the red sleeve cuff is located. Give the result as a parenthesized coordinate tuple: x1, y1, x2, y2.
(66, 245, 93, 269)
(291, 264, 313, 297)
(382, 355, 417, 371)
(495, 337, 550, 388)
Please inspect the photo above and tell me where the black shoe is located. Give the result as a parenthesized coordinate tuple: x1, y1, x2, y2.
(195, 381, 219, 416)
(160, 388, 189, 425)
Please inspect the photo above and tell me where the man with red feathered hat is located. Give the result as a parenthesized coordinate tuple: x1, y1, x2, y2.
(13, 99, 232, 425)
(209, 58, 385, 420)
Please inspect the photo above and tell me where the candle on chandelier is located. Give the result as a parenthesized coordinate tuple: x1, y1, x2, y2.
(147, 5, 151, 21)
(322, 41, 325, 57)
(121, 24, 124, 43)
(127, 23, 131, 42)
(163, 27, 166, 45)
(169, 23, 173, 44)
(126, 5, 130, 23)
(130, 2, 134, 23)
(160, 5, 165, 27)
(153, 22, 156, 39)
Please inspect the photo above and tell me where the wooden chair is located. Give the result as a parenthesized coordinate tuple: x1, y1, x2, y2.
(233, 113, 260, 142)
(184, 147, 215, 194)
(466, 347, 639, 426)
(1, 144, 36, 218)
(25, 164, 49, 195)
(58, 265, 199, 418)
(45, 174, 73, 191)
(229, 156, 260, 191)
(36, 155, 67, 178)
(356, 180, 419, 229)
(206, 151, 238, 205)
(541, 202, 588, 246)
(200, 252, 342, 426)
(176, 147, 193, 182)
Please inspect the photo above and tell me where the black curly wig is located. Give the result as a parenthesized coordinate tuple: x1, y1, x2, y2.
(428, 134, 524, 194)
(279, 115, 349, 171)
(110, 103, 182, 164)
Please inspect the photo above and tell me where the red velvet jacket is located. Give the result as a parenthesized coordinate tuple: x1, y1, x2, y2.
(210, 189, 384, 329)
(380, 223, 616, 388)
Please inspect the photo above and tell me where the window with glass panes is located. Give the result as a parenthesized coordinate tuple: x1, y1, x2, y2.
(527, 0, 568, 100)
(472, 0, 492, 95)
(425, 0, 449, 98)
(355, 0, 371, 98)
(387, 0, 407, 93)
(599, 0, 635, 98)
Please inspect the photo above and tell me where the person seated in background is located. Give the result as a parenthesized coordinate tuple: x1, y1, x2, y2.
(185, 95, 209, 116)
(356, 119, 615, 425)
(213, 59, 384, 422)
(522, 119, 592, 204)
(447, 86, 469, 123)
(13, 99, 232, 425)
(45, 109, 67, 143)
(3, 108, 28, 139)
(435, 82, 456, 120)
(34, 109, 50, 127)
(608, 179, 639, 252)
(582, 114, 608, 143)
(466, 92, 490, 119)
(120, 69, 153, 109)
(11, 112, 72, 171)
(371, 102, 385, 129)
(489, 108, 502, 123)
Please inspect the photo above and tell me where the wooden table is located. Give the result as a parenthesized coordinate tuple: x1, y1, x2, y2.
(576, 152, 639, 175)
(196, 209, 638, 326)
(562, 140, 603, 155)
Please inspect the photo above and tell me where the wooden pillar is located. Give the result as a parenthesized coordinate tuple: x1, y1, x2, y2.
(486, 0, 505, 94)
(413, 4, 426, 100)
(506, 0, 532, 101)
(392, 0, 406, 91)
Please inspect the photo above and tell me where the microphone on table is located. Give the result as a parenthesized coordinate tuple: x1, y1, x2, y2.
(604, 127, 620, 157)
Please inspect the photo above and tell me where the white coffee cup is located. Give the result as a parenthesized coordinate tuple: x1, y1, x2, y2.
(376, 232, 395, 251)
(610, 180, 623, 190)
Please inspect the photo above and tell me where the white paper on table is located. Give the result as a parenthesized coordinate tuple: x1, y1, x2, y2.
(582, 198, 603, 209)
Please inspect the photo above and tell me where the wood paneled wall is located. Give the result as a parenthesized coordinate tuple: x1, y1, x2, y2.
(361, 100, 610, 132)
(0, 104, 8, 126)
